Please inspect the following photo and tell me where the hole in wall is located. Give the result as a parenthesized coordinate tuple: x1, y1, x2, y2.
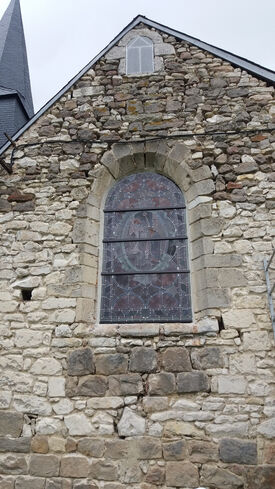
(218, 316, 225, 332)
(21, 289, 33, 301)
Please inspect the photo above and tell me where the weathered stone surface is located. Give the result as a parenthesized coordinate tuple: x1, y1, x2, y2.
(73, 482, 98, 489)
(264, 443, 275, 464)
(89, 460, 118, 481)
(166, 461, 199, 487)
(64, 414, 93, 436)
(164, 420, 204, 438)
(14, 477, 45, 489)
(177, 371, 210, 393)
(60, 456, 90, 478)
(117, 407, 145, 437)
(67, 348, 95, 376)
(30, 358, 62, 375)
(78, 438, 105, 458)
(77, 375, 108, 397)
(258, 418, 275, 439)
(191, 347, 224, 369)
(201, 464, 244, 488)
(219, 438, 257, 464)
(136, 437, 162, 459)
(129, 347, 157, 373)
(247, 465, 275, 489)
(189, 440, 219, 463)
(148, 373, 176, 395)
(145, 466, 165, 485)
(95, 354, 128, 375)
(0, 438, 30, 453)
(105, 440, 129, 459)
(29, 454, 59, 477)
(163, 440, 187, 460)
(31, 435, 49, 454)
(0, 412, 23, 437)
(218, 375, 247, 394)
(108, 374, 143, 396)
(161, 347, 192, 372)
(0, 455, 27, 475)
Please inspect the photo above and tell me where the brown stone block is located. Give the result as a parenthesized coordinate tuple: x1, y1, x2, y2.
(166, 461, 199, 487)
(105, 439, 129, 459)
(31, 435, 49, 454)
(0, 477, 14, 489)
(145, 465, 165, 485)
(247, 465, 275, 489)
(60, 456, 89, 478)
(136, 437, 162, 460)
(29, 454, 60, 477)
(264, 443, 275, 464)
(161, 347, 192, 372)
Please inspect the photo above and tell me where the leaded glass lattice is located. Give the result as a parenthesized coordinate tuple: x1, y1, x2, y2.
(100, 173, 192, 323)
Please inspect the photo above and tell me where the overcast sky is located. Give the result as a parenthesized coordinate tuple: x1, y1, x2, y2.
(1, 0, 275, 112)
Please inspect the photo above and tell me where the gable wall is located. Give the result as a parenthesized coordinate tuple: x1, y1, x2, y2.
(0, 23, 274, 489)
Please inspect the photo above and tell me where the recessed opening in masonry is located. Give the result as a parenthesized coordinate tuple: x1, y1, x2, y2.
(21, 289, 33, 301)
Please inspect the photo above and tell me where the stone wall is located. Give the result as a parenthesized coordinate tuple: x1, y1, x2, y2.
(0, 23, 274, 489)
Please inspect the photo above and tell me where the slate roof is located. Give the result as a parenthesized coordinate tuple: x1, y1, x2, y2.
(0, 0, 34, 118)
(0, 14, 274, 157)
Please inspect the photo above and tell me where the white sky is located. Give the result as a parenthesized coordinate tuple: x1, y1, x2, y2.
(1, 0, 275, 112)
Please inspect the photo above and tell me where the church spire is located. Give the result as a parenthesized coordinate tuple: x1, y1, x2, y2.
(0, 0, 34, 147)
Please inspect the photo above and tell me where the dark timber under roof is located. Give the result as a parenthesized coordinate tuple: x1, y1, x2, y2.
(0, 14, 274, 156)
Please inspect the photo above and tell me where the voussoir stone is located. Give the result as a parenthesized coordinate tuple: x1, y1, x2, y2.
(161, 347, 192, 372)
(177, 371, 210, 393)
(166, 461, 199, 487)
(219, 438, 257, 464)
(67, 348, 95, 376)
(129, 347, 157, 373)
(0, 412, 23, 437)
(95, 354, 128, 375)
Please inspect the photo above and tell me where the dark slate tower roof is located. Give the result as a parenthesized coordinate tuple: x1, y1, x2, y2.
(0, 0, 34, 147)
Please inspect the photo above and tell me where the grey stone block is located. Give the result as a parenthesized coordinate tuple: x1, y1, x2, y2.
(161, 347, 192, 372)
(78, 438, 105, 458)
(29, 455, 60, 477)
(219, 438, 257, 464)
(0, 412, 23, 437)
(0, 455, 27, 475)
(95, 354, 128, 375)
(89, 460, 118, 481)
(163, 440, 187, 460)
(67, 348, 95, 376)
(191, 347, 224, 369)
(0, 438, 31, 453)
(77, 375, 108, 397)
(201, 464, 244, 489)
(177, 371, 210, 393)
(129, 347, 157, 373)
(135, 437, 162, 459)
(148, 373, 176, 396)
(108, 374, 144, 396)
(15, 477, 45, 489)
(166, 461, 199, 488)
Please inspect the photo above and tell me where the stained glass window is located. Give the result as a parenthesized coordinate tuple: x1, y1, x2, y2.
(100, 173, 192, 323)
(126, 36, 154, 75)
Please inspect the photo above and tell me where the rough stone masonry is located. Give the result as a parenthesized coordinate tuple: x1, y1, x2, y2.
(0, 20, 274, 489)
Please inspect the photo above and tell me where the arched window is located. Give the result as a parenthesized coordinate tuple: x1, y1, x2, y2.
(126, 36, 154, 75)
(100, 173, 192, 323)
